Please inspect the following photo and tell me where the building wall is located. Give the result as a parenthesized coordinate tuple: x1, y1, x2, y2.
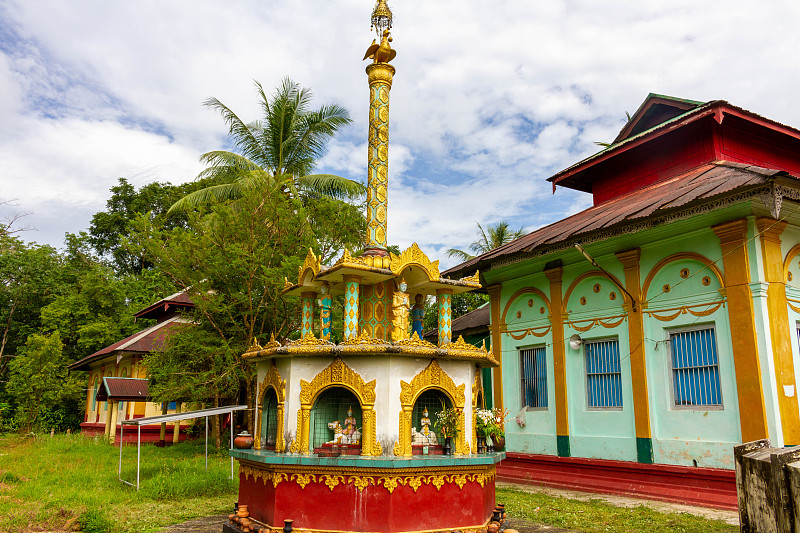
(493, 208, 798, 469)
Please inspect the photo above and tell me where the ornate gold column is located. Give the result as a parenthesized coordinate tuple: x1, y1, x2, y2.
(756, 217, 800, 444)
(364, 60, 395, 253)
(615, 248, 652, 463)
(712, 219, 769, 442)
(544, 264, 570, 457)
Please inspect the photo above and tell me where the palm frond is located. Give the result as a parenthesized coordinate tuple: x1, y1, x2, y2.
(446, 248, 474, 261)
(297, 174, 365, 199)
(167, 183, 243, 214)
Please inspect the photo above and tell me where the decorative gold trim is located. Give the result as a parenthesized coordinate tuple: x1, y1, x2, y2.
(458, 270, 481, 286)
(298, 248, 321, 284)
(500, 287, 551, 326)
(296, 357, 379, 456)
(471, 371, 482, 454)
(334, 248, 368, 267)
(506, 324, 552, 340)
(290, 331, 334, 348)
(240, 460, 496, 495)
(565, 313, 627, 332)
(389, 243, 440, 281)
(396, 360, 466, 456)
(644, 301, 726, 322)
(264, 333, 281, 349)
(338, 329, 386, 346)
(255, 362, 286, 452)
(395, 332, 437, 348)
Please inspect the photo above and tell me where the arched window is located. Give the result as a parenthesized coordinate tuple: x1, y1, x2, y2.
(411, 389, 452, 453)
(261, 388, 279, 450)
(310, 387, 362, 454)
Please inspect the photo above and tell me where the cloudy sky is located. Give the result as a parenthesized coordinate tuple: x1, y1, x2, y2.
(2, 0, 799, 268)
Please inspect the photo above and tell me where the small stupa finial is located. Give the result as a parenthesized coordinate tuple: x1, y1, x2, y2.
(370, 0, 393, 38)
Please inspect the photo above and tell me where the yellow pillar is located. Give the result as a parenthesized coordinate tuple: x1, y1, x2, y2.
(172, 402, 181, 444)
(109, 401, 119, 443)
(616, 248, 653, 463)
(712, 219, 769, 442)
(756, 218, 800, 445)
(545, 264, 570, 456)
(486, 284, 504, 413)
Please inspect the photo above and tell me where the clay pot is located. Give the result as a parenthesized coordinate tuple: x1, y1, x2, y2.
(228, 514, 236, 523)
(486, 521, 501, 533)
(492, 435, 505, 451)
(240, 517, 252, 532)
(234, 431, 255, 449)
(283, 519, 294, 533)
(237, 504, 250, 518)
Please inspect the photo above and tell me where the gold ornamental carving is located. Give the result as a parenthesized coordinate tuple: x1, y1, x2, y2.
(255, 362, 286, 452)
(458, 270, 482, 286)
(297, 248, 321, 284)
(395, 360, 466, 456)
(389, 243, 440, 281)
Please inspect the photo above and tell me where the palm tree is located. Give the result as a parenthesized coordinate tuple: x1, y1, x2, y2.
(169, 78, 365, 214)
(446, 221, 526, 262)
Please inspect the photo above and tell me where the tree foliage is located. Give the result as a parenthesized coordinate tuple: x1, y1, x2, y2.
(446, 221, 526, 262)
(169, 78, 364, 215)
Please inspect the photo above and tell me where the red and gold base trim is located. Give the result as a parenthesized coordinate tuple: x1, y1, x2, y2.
(237, 461, 497, 532)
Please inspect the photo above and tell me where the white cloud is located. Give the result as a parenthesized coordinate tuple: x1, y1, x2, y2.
(0, 0, 799, 261)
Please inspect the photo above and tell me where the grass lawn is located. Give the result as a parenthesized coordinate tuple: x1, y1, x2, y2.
(0, 433, 237, 533)
(496, 486, 738, 533)
(0, 433, 739, 533)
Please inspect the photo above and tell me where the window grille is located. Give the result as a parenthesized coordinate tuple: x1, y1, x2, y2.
(585, 339, 623, 408)
(262, 388, 278, 448)
(311, 388, 361, 449)
(670, 327, 722, 407)
(411, 389, 451, 444)
(520, 347, 547, 408)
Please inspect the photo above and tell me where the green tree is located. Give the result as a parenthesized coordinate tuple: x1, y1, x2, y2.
(88, 177, 218, 274)
(169, 78, 364, 214)
(7, 332, 83, 432)
(446, 221, 526, 262)
(132, 178, 318, 443)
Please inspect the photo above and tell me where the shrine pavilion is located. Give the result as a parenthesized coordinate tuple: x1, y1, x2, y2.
(227, 2, 503, 532)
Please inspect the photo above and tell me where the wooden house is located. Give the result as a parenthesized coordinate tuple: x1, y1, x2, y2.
(69, 291, 193, 443)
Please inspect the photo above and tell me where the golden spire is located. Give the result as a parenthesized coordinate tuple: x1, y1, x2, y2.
(370, 0, 393, 38)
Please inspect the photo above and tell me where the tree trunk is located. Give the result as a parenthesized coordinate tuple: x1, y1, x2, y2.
(213, 392, 222, 449)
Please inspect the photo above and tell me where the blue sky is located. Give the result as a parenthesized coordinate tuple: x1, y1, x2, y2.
(2, 0, 799, 269)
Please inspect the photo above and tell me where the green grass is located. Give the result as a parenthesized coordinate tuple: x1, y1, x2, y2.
(0, 433, 237, 533)
(0, 434, 739, 533)
(496, 486, 738, 533)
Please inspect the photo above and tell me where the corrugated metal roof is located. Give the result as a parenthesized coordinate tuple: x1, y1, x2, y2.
(68, 316, 189, 371)
(96, 377, 149, 401)
(134, 289, 194, 320)
(444, 161, 785, 279)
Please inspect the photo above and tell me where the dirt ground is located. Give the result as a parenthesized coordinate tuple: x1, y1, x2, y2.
(159, 484, 739, 533)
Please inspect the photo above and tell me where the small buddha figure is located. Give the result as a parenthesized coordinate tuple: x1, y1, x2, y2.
(391, 279, 410, 342)
(343, 406, 357, 439)
(412, 406, 437, 445)
(410, 293, 424, 339)
(420, 407, 432, 437)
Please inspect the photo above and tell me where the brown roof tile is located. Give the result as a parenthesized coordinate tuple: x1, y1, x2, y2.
(96, 377, 149, 401)
(445, 161, 786, 279)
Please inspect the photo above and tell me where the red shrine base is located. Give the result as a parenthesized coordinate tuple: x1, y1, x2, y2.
(236, 458, 499, 533)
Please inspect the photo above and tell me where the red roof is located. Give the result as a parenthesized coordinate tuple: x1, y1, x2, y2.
(134, 290, 194, 321)
(68, 316, 189, 371)
(444, 161, 787, 278)
(96, 377, 150, 401)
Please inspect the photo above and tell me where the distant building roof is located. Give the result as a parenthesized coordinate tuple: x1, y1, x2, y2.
(424, 304, 490, 343)
(68, 315, 189, 371)
(134, 290, 194, 321)
(96, 377, 149, 402)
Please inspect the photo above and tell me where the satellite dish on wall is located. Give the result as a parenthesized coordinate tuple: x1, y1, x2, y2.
(569, 334, 583, 350)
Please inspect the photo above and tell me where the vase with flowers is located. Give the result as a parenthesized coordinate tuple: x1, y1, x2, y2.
(434, 403, 461, 455)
